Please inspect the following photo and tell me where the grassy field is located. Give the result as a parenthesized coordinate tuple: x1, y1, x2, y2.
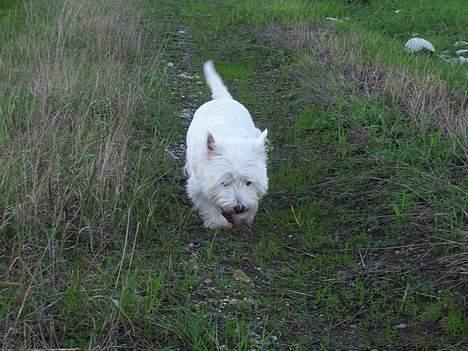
(0, 0, 466, 349)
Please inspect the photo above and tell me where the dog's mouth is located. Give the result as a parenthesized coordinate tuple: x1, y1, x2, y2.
(222, 211, 234, 224)
(222, 208, 249, 224)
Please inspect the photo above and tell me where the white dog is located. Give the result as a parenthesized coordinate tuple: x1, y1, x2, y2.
(185, 60, 268, 229)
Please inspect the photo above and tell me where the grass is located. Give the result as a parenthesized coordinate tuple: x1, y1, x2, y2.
(1, 0, 467, 349)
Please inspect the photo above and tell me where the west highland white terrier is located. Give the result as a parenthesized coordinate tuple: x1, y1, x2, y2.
(185, 60, 268, 229)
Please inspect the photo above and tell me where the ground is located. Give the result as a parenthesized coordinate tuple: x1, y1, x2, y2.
(0, 0, 466, 350)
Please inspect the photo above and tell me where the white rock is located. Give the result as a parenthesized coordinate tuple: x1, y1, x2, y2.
(405, 38, 435, 53)
(177, 72, 192, 79)
(455, 41, 468, 47)
(446, 57, 468, 64)
(325, 17, 343, 22)
(455, 49, 468, 57)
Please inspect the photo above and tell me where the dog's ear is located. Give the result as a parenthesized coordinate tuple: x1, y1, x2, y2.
(256, 129, 268, 149)
(207, 132, 216, 153)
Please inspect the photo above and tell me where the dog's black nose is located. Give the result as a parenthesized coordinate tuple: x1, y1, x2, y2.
(233, 204, 246, 214)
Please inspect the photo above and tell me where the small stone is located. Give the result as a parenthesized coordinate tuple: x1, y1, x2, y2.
(178, 72, 192, 79)
(140, 142, 151, 151)
(455, 49, 468, 57)
(325, 17, 343, 22)
(180, 108, 193, 121)
(251, 332, 261, 342)
(233, 269, 252, 283)
(228, 298, 242, 305)
(204, 278, 213, 285)
(446, 57, 468, 64)
(395, 323, 407, 329)
(167, 62, 174, 68)
(455, 41, 468, 47)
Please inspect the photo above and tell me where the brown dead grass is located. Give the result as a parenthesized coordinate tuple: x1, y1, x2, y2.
(0, 0, 146, 236)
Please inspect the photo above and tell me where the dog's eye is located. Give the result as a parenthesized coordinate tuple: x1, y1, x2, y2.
(246, 181, 252, 186)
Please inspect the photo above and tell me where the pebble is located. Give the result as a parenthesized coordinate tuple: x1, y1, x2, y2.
(455, 49, 468, 57)
(455, 41, 468, 47)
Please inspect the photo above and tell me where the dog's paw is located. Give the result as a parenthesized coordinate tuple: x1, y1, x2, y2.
(203, 215, 232, 230)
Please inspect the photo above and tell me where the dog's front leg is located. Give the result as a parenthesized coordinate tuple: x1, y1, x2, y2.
(198, 199, 232, 229)
(189, 184, 231, 229)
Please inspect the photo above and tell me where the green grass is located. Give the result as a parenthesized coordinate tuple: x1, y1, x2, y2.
(0, 0, 467, 349)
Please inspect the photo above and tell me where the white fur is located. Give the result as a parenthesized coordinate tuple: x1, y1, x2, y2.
(185, 60, 268, 229)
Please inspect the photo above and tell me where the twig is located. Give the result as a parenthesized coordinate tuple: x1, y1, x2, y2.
(286, 289, 314, 297)
(358, 250, 366, 268)
(284, 245, 317, 258)
(329, 300, 369, 330)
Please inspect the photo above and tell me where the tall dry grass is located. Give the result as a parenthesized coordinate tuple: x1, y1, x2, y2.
(1, 0, 144, 239)
(0, 0, 164, 346)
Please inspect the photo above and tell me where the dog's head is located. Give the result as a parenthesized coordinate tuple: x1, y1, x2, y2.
(201, 130, 268, 216)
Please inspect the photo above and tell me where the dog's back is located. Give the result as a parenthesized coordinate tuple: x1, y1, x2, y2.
(185, 61, 261, 175)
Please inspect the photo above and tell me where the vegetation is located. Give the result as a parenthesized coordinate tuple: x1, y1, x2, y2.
(1, 0, 466, 349)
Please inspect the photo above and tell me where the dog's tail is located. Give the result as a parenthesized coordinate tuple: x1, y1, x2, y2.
(203, 60, 232, 100)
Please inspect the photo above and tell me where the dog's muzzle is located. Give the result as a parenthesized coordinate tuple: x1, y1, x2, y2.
(233, 204, 247, 214)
